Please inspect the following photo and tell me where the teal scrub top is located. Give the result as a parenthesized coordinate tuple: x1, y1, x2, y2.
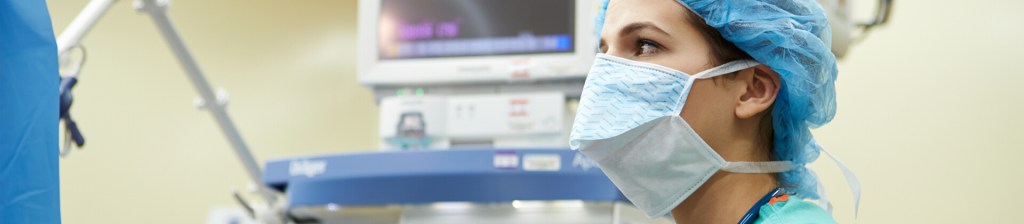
(754, 195, 836, 224)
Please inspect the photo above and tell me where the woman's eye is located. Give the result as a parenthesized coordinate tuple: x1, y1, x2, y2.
(637, 39, 661, 56)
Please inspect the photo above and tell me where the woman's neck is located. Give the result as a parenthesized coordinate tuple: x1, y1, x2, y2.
(671, 172, 778, 224)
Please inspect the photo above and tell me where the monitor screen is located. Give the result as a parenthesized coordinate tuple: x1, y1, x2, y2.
(378, 0, 575, 60)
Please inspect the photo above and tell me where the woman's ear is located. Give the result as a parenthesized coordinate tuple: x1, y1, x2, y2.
(735, 65, 781, 119)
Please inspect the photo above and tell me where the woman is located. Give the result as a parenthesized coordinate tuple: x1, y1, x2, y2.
(569, 0, 859, 223)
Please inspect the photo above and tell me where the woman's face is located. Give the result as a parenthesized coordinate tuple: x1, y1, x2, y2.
(600, 0, 743, 153)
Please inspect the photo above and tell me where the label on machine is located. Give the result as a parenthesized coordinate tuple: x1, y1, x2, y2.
(493, 150, 519, 169)
(522, 154, 561, 171)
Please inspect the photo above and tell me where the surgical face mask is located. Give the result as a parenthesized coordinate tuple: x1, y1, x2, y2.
(569, 54, 795, 218)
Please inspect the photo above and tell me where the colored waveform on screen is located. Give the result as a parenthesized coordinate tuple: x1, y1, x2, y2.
(385, 33, 572, 58)
(397, 19, 462, 41)
(380, 17, 572, 59)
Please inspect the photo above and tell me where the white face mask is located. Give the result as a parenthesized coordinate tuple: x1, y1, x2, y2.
(570, 54, 794, 218)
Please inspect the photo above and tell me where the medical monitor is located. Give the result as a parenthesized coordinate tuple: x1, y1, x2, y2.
(357, 0, 597, 90)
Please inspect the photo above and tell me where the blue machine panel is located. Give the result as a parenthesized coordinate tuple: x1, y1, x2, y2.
(264, 148, 626, 207)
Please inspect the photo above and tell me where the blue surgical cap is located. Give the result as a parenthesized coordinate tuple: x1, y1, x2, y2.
(595, 0, 838, 199)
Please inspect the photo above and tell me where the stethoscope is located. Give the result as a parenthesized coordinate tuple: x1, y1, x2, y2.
(737, 187, 785, 224)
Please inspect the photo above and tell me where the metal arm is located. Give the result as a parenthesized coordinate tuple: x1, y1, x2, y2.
(55, 0, 277, 205)
(133, 0, 276, 204)
(56, 0, 118, 56)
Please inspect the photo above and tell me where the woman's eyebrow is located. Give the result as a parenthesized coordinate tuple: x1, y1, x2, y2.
(620, 22, 671, 37)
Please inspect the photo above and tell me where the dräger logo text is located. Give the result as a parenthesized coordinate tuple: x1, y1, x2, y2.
(289, 159, 327, 178)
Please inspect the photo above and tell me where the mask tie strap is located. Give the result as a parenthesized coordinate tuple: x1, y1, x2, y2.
(812, 169, 834, 213)
(691, 60, 760, 79)
(721, 161, 794, 173)
(820, 146, 861, 218)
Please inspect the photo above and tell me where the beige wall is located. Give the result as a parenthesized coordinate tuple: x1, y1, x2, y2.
(47, 0, 1023, 223)
(810, 0, 1024, 223)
